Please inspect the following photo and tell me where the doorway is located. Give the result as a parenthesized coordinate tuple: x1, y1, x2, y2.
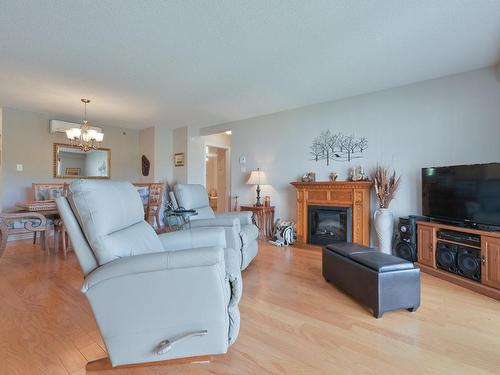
(205, 145, 230, 213)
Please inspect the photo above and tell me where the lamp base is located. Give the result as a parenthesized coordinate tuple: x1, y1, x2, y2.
(255, 185, 262, 207)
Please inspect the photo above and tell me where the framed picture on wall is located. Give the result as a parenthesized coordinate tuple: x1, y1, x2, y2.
(65, 167, 81, 176)
(174, 153, 185, 167)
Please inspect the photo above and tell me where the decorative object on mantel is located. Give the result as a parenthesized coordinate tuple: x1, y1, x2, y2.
(349, 165, 369, 181)
(310, 131, 368, 165)
(371, 165, 401, 254)
(246, 168, 268, 206)
(141, 155, 150, 176)
(65, 99, 104, 152)
(174, 152, 185, 167)
(329, 172, 338, 182)
(301, 172, 316, 182)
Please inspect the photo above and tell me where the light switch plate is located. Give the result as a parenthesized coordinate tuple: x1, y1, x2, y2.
(16, 164, 23, 171)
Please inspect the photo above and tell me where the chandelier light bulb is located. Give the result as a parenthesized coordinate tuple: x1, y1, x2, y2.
(65, 98, 104, 151)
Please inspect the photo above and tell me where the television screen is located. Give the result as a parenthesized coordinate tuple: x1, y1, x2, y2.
(422, 163, 500, 227)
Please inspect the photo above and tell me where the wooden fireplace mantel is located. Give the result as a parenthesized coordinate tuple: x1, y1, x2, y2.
(291, 181, 373, 248)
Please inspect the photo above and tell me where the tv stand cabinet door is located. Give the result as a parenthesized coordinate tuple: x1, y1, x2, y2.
(482, 236, 500, 289)
(418, 225, 435, 267)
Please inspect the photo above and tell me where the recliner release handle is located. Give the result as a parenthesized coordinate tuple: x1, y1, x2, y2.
(156, 330, 208, 355)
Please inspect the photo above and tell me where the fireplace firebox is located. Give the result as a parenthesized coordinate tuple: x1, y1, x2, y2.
(308, 205, 351, 246)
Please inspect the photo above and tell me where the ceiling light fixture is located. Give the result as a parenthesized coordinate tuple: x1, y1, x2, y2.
(66, 99, 104, 152)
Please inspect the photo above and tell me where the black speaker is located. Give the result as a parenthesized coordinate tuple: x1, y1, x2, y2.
(393, 215, 427, 262)
(457, 247, 481, 282)
(436, 241, 458, 273)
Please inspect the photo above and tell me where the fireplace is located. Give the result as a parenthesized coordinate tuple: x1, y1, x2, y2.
(291, 181, 372, 248)
(308, 205, 352, 246)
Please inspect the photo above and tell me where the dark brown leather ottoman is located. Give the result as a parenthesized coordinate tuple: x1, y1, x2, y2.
(322, 243, 420, 318)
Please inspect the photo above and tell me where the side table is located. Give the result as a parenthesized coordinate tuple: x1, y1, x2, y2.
(164, 209, 198, 230)
(239, 205, 275, 238)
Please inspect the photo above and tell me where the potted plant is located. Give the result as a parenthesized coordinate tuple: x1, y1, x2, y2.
(371, 165, 401, 254)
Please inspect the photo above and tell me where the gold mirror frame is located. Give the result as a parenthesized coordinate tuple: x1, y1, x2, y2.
(53, 143, 111, 179)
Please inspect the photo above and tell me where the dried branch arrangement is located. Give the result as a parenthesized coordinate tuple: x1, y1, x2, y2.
(310, 131, 368, 165)
(371, 165, 401, 209)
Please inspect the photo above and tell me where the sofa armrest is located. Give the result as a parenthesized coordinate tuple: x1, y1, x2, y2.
(158, 227, 226, 251)
(216, 211, 253, 225)
(188, 218, 243, 274)
(82, 246, 224, 292)
(190, 217, 241, 230)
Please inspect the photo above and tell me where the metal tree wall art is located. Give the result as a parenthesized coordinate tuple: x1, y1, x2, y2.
(310, 131, 368, 165)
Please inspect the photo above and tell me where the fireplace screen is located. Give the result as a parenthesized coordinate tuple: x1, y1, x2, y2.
(308, 206, 351, 246)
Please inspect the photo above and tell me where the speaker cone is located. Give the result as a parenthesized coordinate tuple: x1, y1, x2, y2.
(436, 242, 457, 273)
(457, 249, 481, 281)
(395, 242, 416, 262)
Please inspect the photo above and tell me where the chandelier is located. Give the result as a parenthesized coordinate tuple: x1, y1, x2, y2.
(66, 99, 104, 152)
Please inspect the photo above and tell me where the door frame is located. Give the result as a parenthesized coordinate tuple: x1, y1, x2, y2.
(204, 144, 231, 212)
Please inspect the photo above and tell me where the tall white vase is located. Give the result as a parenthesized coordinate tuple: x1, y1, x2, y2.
(374, 208, 394, 254)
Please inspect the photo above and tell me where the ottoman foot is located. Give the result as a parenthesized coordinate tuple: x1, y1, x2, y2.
(407, 306, 419, 313)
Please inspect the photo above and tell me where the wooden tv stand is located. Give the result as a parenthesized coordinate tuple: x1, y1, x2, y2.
(416, 221, 500, 300)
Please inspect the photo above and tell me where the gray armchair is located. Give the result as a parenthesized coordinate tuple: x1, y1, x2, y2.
(56, 180, 241, 368)
(173, 184, 259, 270)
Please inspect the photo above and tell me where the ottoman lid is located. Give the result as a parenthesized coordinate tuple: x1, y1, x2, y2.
(325, 242, 376, 258)
(349, 251, 414, 272)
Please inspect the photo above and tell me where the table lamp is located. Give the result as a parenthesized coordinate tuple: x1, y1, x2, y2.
(246, 168, 268, 207)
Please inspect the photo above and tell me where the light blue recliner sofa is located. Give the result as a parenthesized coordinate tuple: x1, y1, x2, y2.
(174, 184, 259, 270)
(56, 180, 241, 367)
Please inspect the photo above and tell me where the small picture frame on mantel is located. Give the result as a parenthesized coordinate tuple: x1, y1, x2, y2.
(174, 152, 185, 167)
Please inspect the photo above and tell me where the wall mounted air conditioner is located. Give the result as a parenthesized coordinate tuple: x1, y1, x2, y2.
(49, 120, 103, 134)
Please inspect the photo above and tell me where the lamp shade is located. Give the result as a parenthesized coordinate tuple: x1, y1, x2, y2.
(246, 168, 268, 185)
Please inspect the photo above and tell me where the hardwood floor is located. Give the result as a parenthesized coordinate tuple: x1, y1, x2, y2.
(1, 240, 500, 374)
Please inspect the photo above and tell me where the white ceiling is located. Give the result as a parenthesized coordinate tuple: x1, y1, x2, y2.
(0, 1, 499, 130)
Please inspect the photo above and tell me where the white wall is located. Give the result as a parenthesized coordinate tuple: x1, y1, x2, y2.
(187, 127, 206, 185)
(204, 133, 231, 149)
(172, 127, 188, 184)
(0, 107, 3, 212)
(138, 125, 174, 185)
(139, 127, 155, 182)
(1, 107, 141, 210)
(154, 126, 173, 185)
(202, 67, 500, 222)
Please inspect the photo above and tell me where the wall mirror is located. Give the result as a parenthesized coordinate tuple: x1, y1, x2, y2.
(53, 143, 111, 179)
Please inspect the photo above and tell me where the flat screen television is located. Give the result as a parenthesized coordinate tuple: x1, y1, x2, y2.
(422, 163, 500, 229)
